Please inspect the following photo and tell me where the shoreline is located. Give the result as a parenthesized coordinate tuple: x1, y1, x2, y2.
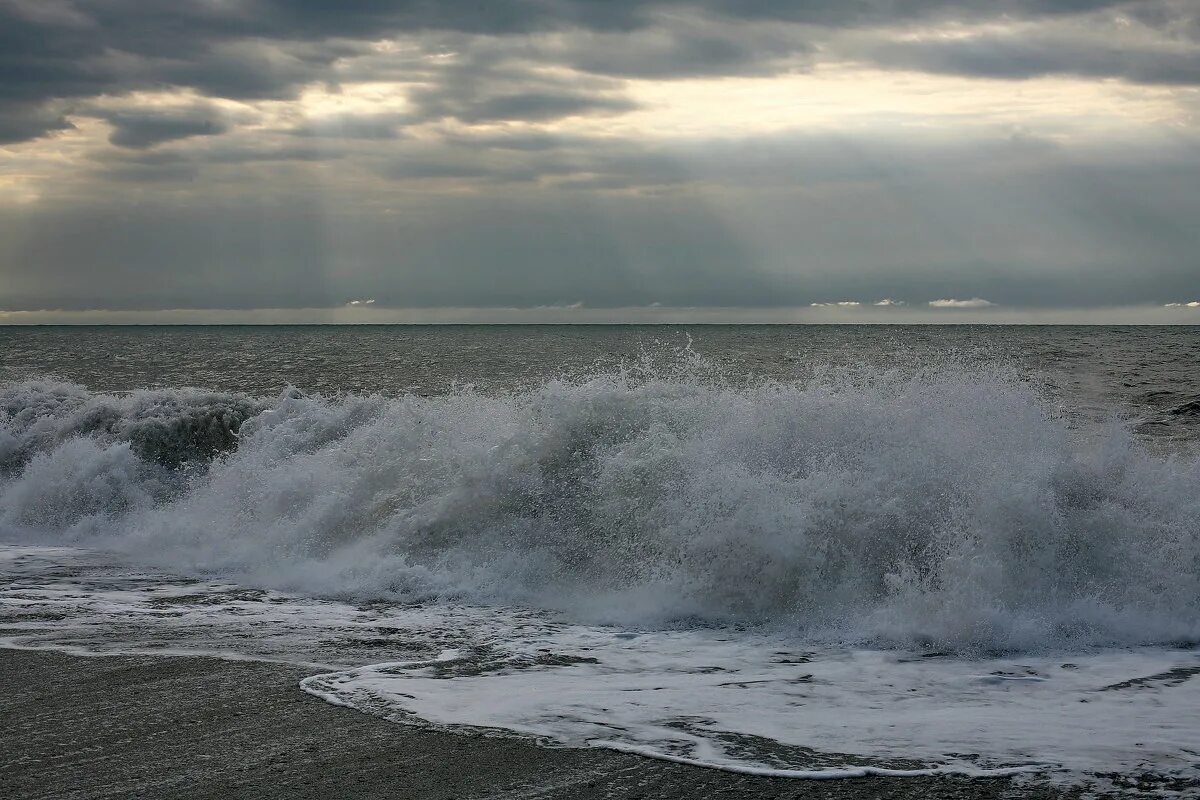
(0, 647, 1087, 800)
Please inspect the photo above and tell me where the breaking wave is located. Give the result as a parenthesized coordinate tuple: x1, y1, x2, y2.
(2, 360, 1198, 653)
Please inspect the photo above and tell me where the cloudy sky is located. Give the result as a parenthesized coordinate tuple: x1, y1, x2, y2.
(1, 0, 1198, 323)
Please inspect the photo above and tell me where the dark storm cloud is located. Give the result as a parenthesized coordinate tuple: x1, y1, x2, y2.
(98, 105, 230, 149)
(860, 33, 1200, 85)
(0, 101, 74, 144)
(2, 2, 1199, 320)
(0, 1, 376, 142)
(2, 0, 1198, 145)
(557, 21, 811, 78)
(1123, 1, 1200, 40)
(149, 43, 353, 102)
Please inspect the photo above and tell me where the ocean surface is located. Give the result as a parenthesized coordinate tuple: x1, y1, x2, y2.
(2, 325, 1199, 792)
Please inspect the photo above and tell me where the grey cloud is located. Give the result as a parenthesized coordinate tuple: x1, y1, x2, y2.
(859, 31, 1200, 85)
(401, 47, 639, 124)
(195, 144, 335, 164)
(0, 101, 74, 144)
(4, 1, 1197, 320)
(384, 159, 495, 180)
(0, 2, 370, 143)
(364, 127, 1067, 191)
(149, 39, 364, 101)
(560, 22, 811, 78)
(288, 112, 408, 140)
(2, 0, 1197, 145)
(0, 7, 108, 104)
(99, 106, 230, 149)
(83, 140, 344, 184)
(457, 91, 639, 122)
(442, 131, 592, 151)
(378, 140, 581, 184)
(523, 131, 1061, 191)
(95, 162, 202, 183)
(1125, 1, 1200, 40)
(552, 174, 681, 191)
(371, 134, 676, 187)
(237, 0, 653, 38)
(695, 0, 1131, 25)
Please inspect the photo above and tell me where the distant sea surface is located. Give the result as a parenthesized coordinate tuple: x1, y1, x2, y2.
(3, 323, 1200, 432)
(2, 324, 1199, 792)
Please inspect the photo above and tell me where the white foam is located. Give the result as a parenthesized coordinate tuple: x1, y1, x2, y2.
(3, 365, 1198, 654)
(3, 544, 1197, 793)
(299, 632, 1200, 787)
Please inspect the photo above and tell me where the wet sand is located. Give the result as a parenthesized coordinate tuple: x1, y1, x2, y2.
(0, 648, 1082, 799)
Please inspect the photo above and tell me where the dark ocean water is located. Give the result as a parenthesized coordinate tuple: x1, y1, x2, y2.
(2, 324, 1199, 435)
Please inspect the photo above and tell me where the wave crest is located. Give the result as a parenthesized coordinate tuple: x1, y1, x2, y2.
(1, 381, 264, 472)
(2, 364, 1198, 653)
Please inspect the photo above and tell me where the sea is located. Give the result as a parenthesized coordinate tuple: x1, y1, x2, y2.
(2, 325, 1198, 792)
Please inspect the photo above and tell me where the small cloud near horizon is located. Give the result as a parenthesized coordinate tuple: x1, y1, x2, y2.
(1164, 301, 1200, 308)
(346, 299, 377, 306)
(929, 298, 995, 309)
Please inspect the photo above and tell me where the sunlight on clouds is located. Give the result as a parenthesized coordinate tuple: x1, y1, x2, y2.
(294, 83, 413, 119)
(603, 67, 1191, 139)
(0, 174, 41, 205)
(1, 1, 1197, 319)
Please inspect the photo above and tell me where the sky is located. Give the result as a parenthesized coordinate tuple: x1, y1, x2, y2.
(1, 0, 1198, 324)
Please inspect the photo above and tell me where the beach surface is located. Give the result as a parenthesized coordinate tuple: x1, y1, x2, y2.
(0, 648, 1084, 800)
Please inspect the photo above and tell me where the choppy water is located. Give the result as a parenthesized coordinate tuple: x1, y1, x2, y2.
(2, 325, 1198, 792)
